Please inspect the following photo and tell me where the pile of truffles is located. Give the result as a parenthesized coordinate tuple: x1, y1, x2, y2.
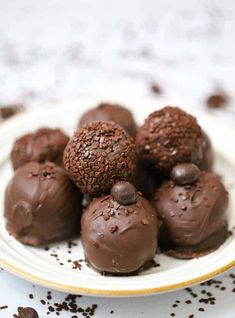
(4, 103, 229, 275)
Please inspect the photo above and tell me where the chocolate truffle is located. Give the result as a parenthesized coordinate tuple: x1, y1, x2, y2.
(78, 102, 136, 138)
(81, 182, 158, 274)
(136, 106, 205, 176)
(153, 164, 229, 259)
(64, 121, 137, 196)
(11, 128, 69, 170)
(198, 131, 214, 171)
(17, 307, 39, 318)
(5, 161, 82, 246)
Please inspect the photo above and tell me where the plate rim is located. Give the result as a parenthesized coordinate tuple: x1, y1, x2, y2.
(0, 258, 234, 296)
(0, 96, 235, 297)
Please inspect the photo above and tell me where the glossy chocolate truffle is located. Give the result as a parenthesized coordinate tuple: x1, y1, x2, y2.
(81, 182, 158, 274)
(198, 131, 214, 171)
(5, 162, 82, 246)
(17, 307, 39, 318)
(11, 128, 69, 170)
(78, 102, 136, 138)
(153, 169, 229, 258)
(64, 121, 137, 196)
(136, 106, 205, 176)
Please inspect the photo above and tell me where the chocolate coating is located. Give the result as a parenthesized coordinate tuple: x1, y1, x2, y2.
(136, 106, 205, 175)
(11, 128, 69, 170)
(81, 192, 158, 274)
(5, 162, 82, 246)
(78, 102, 137, 138)
(170, 163, 200, 185)
(198, 131, 214, 171)
(111, 181, 137, 205)
(17, 307, 39, 318)
(64, 121, 137, 196)
(153, 172, 229, 258)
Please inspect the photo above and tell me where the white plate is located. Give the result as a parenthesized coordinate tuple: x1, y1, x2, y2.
(0, 96, 235, 297)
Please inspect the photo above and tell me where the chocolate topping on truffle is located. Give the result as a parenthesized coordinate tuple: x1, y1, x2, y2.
(11, 128, 69, 170)
(17, 307, 39, 318)
(136, 106, 204, 175)
(153, 171, 229, 258)
(170, 163, 200, 185)
(63, 121, 137, 196)
(111, 181, 137, 205)
(81, 188, 158, 274)
(5, 162, 82, 246)
(78, 102, 137, 138)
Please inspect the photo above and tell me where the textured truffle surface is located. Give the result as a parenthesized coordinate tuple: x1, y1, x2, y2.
(81, 192, 158, 274)
(11, 128, 69, 170)
(63, 121, 137, 196)
(136, 107, 205, 175)
(5, 162, 82, 246)
(153, 171, 229, 258)
(198, 131, 214, 171)
(78, 102, 136, 138)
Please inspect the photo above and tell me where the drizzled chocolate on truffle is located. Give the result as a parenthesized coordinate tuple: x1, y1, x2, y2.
(78, 102, 137, 138)
(5, 162, 82, 246)
(136, 107, 205, 176)
(11, 128, 69, 170)
(153, 163, 229, 259)
(64, 121, 137, 196)
(81, 182, 158, 274)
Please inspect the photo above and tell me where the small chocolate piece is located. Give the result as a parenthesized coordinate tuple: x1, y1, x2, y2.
(81, 191, 158, 274)
(0, 104, 24, 121)
(111, 181, 137, 205)
(151, 83, 162, 94)
(17, 307, 39, 318)
(153, 171, 229, 259)
(170, 163, 200, 185)
(206, 91, 228, 109)
(78, 102, 137, 138)
(11, 128, 69, 170)
(64, 121, 137, 196)
(5, 162, 82, 246)
(136, 106, 205, 176)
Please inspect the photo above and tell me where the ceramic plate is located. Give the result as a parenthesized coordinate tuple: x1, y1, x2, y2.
(0, 96, 235, 297)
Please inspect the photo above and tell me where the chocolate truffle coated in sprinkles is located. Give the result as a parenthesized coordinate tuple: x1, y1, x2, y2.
(63, 121, 137, 196)
(78, 102, 137, 138)
(136, 106, 205, 175)
(153, 171, 229, 258)
(81, 191, 158, 274)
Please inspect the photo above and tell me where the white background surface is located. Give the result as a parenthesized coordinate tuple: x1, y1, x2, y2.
(0, 0, 235, 317)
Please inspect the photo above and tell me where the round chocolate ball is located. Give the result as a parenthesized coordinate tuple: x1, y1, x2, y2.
(111, 181, 137, 205)
(170, 163, 200, 185)
(153, 171, 229, 259)
(78, 102, 137, 138)
(11, 128, 69, 170)
(17, 307, 39, 318)
(5, 161, 82, 246)
(81, 186, 158, 274)
(136, 106, 205, 176)
(63, 121, 137, 196)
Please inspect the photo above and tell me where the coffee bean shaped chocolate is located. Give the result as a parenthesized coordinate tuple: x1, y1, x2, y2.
(170, 163, 200, 185)
(111, 181, 137, 205)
